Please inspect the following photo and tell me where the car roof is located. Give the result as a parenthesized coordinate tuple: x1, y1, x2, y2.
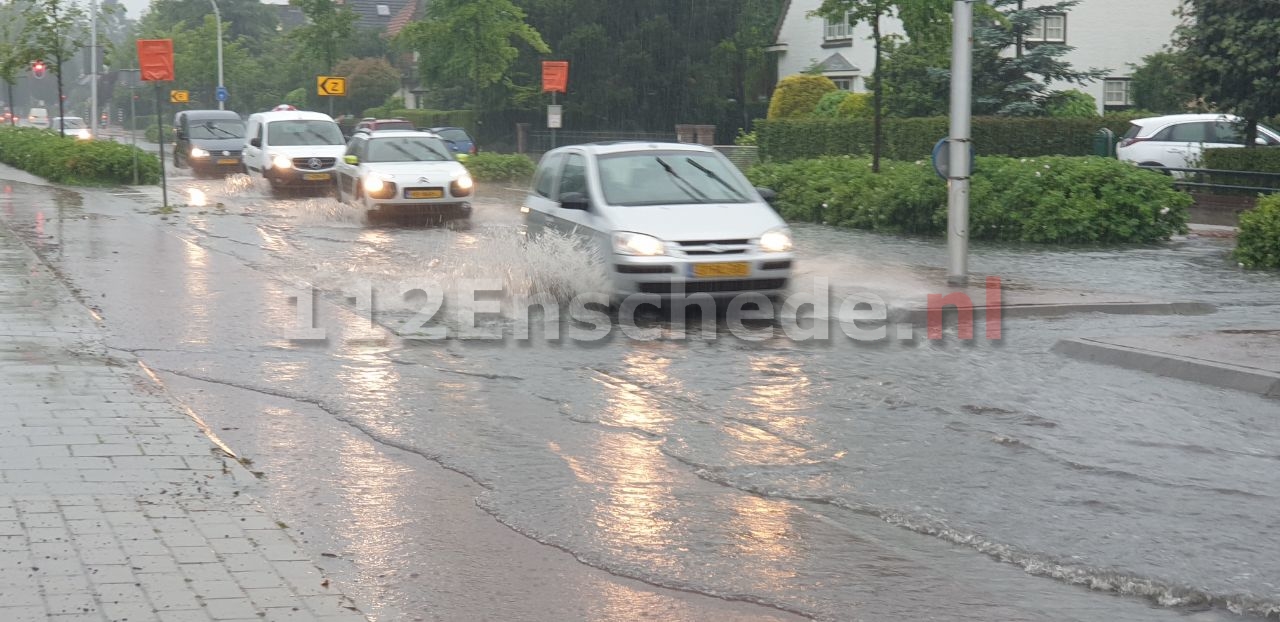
(353, 130, 441, 138)
(179, 110, 241, 120)
(547, 141, 716, 157)
(1131, 113, 1241, 128)
(249, 110, 335, 122)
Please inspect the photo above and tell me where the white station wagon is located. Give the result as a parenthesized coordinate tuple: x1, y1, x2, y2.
(335, 130, 474, 222)
(522, 142, 793, 299)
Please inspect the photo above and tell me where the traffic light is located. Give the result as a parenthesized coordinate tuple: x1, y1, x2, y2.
(31, 60, 46, 79)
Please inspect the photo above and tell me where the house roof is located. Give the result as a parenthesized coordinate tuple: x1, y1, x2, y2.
(339, 0, 413, 32)
(772, 0, 792, 44)
(386, 0, 419, 38)
(816, 53, 859, 74)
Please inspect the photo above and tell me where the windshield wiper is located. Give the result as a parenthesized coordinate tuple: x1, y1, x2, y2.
(204, 123, 239, 139)
(306, 129, 341, 145)
(685, 158, 748, 202)
(654, 157, 711, 203)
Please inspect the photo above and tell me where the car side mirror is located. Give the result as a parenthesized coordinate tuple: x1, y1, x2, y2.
(756, 187, 777, 204)
(249, 137, 261, 148)
(175, 130, 186, 140)
(343, 155, 358, 165)
(559, 192, 590, 210)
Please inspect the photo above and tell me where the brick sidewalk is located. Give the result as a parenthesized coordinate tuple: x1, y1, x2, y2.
(0, 215, 366, 620)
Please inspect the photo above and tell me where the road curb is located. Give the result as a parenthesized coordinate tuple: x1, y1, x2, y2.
(892, 301, 1217, 326)
(1053, 337, 1280, 398)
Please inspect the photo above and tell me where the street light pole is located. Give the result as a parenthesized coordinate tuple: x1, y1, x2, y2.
(946, 0, 974, 286)
(210, 0, 224, 110)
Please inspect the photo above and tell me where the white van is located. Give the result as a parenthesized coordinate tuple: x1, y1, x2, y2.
(243, 110, 346, 195)
(27, 107, 49, 128)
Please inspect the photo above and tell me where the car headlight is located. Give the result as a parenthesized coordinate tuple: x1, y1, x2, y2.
(454, 175, 473, 191)
(76, 129, 91, 140)
(270, 154, 292, 170)
(759, 228, 793, 253)
(612, 232, 665, 256)
(190, 147, 209, 158)
(363, 175, 388, 193)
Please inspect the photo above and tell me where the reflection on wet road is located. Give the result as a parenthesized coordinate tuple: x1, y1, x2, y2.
(2, 166, 1278, 621)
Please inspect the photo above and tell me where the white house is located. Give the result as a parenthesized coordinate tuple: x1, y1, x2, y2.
(766, 0, 1183, 112)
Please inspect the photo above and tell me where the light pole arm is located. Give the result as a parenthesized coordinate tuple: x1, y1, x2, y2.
(210, 0, 224, 110)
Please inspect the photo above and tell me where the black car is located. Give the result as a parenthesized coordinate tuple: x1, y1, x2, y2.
(174, 110, 247, 177)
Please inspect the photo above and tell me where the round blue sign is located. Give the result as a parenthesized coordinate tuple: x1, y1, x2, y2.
(215, 86, 229, 102)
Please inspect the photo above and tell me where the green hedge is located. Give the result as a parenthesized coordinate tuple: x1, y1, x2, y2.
(1236, 194, 1280, 269)
(0, 127, 161, 185)
(462, 153, 534, 183)
(757, 115, 1141, 161)
(1202, 147, 1280, 174)
(746, 155, 1189, 243)
(360, 108, 477, 132)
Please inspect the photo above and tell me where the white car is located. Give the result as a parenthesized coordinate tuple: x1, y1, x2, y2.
(50, 116, 91, 140)
(27, 107, 49, 128)
(1116, 113, 1280, 170)
(243, 110, 346, 195)
(522, 142, 793, 299)
(334, 130, 473, 222)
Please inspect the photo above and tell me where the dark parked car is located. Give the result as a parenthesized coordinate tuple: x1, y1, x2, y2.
(430, 126, 477, 159)
(174, 110, 247, 177)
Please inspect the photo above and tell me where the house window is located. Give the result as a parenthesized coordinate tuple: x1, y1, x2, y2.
(829, 77, 854, 91)
(1104, 78, 1133, 107)
(376, 3, 390, 15)
(824, 12, 852, 40)
(1026, 14, 1066, 43)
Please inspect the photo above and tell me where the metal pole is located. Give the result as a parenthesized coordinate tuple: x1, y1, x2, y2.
(211, 0, 224, 110)
(90, 0, 98, 136)
(550, 91, 556, 149)
(130, 87, 138, 184)
(156, 84, 168, 209)
(946, 0, 974, 287)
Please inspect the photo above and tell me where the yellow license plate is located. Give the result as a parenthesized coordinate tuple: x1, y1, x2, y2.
(407, 189, 444, 199)
(217, 158, 238, 165)
(302, 173, 330, 181)
(692, 262, 750, 278)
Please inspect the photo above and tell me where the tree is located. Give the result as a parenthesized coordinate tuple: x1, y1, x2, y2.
(289, 0, 358, 75)
(813, 0, 889, 171)
(1129, 51, 1197, 114)
(399, 0, 549, 118)
(1045, 89, 1098, 118)
(332, 57, 400, 116)
(24, 0, 88, 136)
(141, 0, 280, 54)
(768, 74, 837, 119)
(1174, 0, 1280, 146)
(0, 3, 31, 125)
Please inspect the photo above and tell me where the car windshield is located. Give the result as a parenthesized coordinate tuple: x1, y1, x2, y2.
(597, 151, 753, 206)
(365, 137, 454, 163)
(375, 121, 415, 131)
(436, 129, 470, 143)
(267, 120, 344, 146)
(190, 120, 245, 140)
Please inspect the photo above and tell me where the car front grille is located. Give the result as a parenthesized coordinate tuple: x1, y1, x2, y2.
(616, 265, 674, 274)
(638, 278, 787, 295)
(676, 238, 752, 256)
(292, 157, 336, 170)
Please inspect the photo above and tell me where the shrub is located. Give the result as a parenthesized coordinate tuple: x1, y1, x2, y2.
(734, 128, 758, 146)
(0, 127, 161, 185)
(767, 75, 837, 120)
(812, 91, 852, 118)
(758, 116, 1137, 161)
(837, 92, 873, 119)
(1046, 90, 1099, 118)
(462, 152, 534, 183)
(746, 155, 1189, 243)
(1203, 147, 1280, 174)
(1235, 194, 1280, 269)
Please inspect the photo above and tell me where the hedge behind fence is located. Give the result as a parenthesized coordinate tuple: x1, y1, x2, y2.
(757, 115, 1142, 161)
(1203, 147, 1280, 174)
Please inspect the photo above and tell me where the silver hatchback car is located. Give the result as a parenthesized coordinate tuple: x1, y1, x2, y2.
(521, 142, 793, 298)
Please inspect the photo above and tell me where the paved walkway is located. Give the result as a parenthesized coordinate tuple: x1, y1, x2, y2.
(0, 216, 367, 620)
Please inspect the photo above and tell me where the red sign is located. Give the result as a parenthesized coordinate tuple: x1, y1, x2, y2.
(542, 61, 569, 93)
(136, 39, 175, 82)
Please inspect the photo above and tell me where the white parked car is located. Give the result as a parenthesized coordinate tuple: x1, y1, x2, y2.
(522, 142, 793, 299)
(50, 116, 91, 140)
(1116, 113, 1280, 170)
(243, 110, 346, 195)
(334, 130, 473, 222)
(27, 107, 49, 128)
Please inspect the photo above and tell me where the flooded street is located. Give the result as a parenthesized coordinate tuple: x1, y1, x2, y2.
(2, 168, 1278, 622)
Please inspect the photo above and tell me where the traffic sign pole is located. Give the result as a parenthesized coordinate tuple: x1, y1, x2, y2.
(946, 0, 974, 287)
(155, 84, 168, 209)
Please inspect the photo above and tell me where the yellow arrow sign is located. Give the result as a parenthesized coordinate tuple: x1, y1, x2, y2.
(169, 90, 189, 104)
(317, 76, 346, 97)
